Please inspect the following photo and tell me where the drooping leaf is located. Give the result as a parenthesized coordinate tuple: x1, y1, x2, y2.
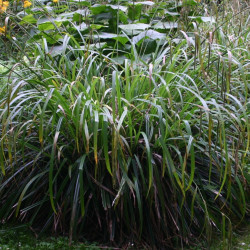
(49, 45, 69, 57)
(132, 30, 166, 44)
(37, 17, 68, 25)
(188, 16, 216, 23)
(119, 23, 150, 35)
(131, 1, 155, 6)
(154, 21, 178, 30)
(92, 32, 118, 39)
(80, 42, 107, 50)
(164, 10, 180, 16)
(107, 4, 127, 12)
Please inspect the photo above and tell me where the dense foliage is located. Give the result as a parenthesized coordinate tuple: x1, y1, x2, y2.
(0, 0, 249, 248)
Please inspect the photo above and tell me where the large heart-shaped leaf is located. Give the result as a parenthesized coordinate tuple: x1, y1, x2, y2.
(182, 0, 199, 6)
(128, 3, 142, 21)
(37, 17, 68, 25)
(107, 4, 127, 12)
(69, 0, 90, 6)
(164, 10, 180, 16)
(80, 42, 107, 50)
(154, 21, 178, 30)
(38, 22, 61, 31)
(30, 7, 53, 13)
(139, 39, 157, 54)
(132, 30, 165, 44)
(91, 32, 128, 45)
(130, 1, 155, 6)
(188, 16, 216, 23)
(112, 36, 129, 45)
(92, 32, 118, 39)
(111, 55, 129, 65)
(90, 24, 105, 30)
(119, 23, 150, 35)
(20, 14, 37, 25)
(71, 23, 88, 32)
(31, 32, 63, 45)
(58, 9, 89, 19)
(90, 4, 109, 15)
(49, 45, 66, 57)
(93, 12, 113, 22)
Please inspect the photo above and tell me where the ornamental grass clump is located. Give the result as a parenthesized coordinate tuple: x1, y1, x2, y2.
(0, 0, 249, 248)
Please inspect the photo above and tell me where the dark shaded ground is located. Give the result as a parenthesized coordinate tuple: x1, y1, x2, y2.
(0, 224, 250, 249)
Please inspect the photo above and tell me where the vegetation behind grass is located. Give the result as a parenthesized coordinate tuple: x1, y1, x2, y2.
(0, 0, 249, 248)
